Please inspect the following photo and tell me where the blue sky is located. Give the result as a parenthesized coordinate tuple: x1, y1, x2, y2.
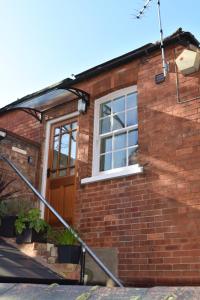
(0, 0, 199, 107)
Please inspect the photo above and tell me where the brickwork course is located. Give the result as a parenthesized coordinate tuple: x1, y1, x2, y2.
(1, 29, 200, 286)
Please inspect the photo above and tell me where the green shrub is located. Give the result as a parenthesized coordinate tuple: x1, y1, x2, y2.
(56, 229, 78, 246)
(15, 208, 50, 234)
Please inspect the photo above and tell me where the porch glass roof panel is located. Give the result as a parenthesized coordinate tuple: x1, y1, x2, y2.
(0, 85, 89, 123)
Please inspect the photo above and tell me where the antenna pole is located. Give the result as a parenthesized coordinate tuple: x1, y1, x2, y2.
(136, 0, 152, 19)
(157, 0, 167, 77)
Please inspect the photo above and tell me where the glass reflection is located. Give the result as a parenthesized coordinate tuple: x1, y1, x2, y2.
(60, 133, 69, 169)
(128, 147, 138, 165)
(100, 117, 111, 134)
(113, 112, 125, 130)
(70, 132, 77, 166)
(100, 101, 112, 117)
(101, 136, 112, 154)
(113, 150, 126, 168)
(128, 130, 138, 147)
(113, 96, 125, 113)
(127, 92, 137, 109)
(100, 153, 112, 171)
(114, 132, 126, 150)
(126, 109, 137, 127)
(53, 136, 59, 170)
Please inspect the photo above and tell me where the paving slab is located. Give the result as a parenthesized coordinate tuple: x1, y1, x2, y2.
(0, 284, 200, 300)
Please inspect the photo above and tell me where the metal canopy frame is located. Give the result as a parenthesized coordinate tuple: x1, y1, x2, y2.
(0, 86, 89, 123)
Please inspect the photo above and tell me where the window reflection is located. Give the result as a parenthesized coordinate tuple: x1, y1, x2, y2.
(113, 150, 126, 168)
(100, 117, 111, 134)
(59, 134, 69, 169)
(126, 109, 137, 127)
(113, 96, 125, 113)
(114, 133, 126, 150)
(113, 112, 125, 130)
(127, 93, 137, 109)
(53, 136, 59, 170)
(100, 101, 112, 117)
(128, 147, 138, 165)
(100, 153, 112, 171)
(70, 131, 76, 166)
(101, 136, 112, 153)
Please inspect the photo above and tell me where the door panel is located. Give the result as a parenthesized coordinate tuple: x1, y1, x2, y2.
(45, 119, 77, 226)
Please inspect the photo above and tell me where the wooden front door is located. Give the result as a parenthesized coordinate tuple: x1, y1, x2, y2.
(45, 119, 78, 226)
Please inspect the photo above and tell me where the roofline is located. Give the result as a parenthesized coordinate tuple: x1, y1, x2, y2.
(72, 29, 199, 83)
(1, 28, 199, 111)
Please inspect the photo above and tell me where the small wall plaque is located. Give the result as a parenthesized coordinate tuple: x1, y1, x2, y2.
(12, 146, 27, 155)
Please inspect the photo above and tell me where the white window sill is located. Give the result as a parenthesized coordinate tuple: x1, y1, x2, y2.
(81, 164, 143, 185)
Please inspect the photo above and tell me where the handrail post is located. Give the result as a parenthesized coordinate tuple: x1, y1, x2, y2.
(0, 155, 123, 287)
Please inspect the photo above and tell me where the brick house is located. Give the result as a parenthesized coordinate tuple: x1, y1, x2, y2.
(0, 28, 200, 286)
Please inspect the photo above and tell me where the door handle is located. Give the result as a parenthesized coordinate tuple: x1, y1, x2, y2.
(47, 168, 51, 178)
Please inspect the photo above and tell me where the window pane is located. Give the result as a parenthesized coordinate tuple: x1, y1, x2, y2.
(127, 92, 137, 109)
(61, 124, 70, 133)
(70, 167, 75, 175)
(128, 130, 138, 147)
(101, 136, 112, 153)
(113, 150, 126, 168)
(100, 117, 111, 134)
(70, 131, 77, 166)
(59, 169, 67, 177)
(126, 109, 138, 127)
(72, 122, 77, 130)
(100, 153, 112, 171)
(128, 147, 138, 165)
(52, 136, 59, 169)
(100, 101, 112, 117)
(114, 132, 126, 150)
(113, 96, 125, 113)
(54, 127, 60, 135)
(113, 112, 125, 130)
(60, 133, 69, 169)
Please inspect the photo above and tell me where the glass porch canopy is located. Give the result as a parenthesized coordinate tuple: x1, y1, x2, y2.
(0, 81, 89, 122)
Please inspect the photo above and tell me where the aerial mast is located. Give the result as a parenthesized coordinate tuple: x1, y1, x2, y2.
(136, 0, 168, 77)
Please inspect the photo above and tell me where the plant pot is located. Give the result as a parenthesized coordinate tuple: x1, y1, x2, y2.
(0, 216, 17, 237)
(57, 245, 81, 264)
(16, 228, 47, 244)
(32, 229, 47, 243)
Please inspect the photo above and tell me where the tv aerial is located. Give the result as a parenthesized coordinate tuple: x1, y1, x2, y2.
(135, 0, 168, 78)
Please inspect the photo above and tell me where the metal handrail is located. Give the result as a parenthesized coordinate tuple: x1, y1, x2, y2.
(0, 155, 123, 287)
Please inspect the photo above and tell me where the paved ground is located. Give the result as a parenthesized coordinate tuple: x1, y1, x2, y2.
(0, 239, 200, 299)
(0, 238, 64, 283)
(0, 284, 200, 299)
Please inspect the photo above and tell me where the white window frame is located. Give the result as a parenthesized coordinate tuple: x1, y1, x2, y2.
(81, 86, 143, 184)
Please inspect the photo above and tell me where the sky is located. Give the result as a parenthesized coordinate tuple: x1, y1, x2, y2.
(0, 0, 200, 107)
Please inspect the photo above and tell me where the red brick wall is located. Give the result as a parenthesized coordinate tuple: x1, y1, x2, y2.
(75, 44, 200, 286)
(2, 43, 200, 286)
(0, 110, 42, 143)
(0, 131, 40, 206)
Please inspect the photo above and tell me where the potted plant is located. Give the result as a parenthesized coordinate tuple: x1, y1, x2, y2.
(55, 229, 81, 264)
(0, 197, 36, 238)
(15, 208, 50, 244)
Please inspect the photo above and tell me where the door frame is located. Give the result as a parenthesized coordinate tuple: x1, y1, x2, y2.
(40, 111, 79, 218)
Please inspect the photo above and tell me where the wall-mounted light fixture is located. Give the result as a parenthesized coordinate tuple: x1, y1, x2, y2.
(0, 130, 7, 141)
(78, 99, 87, 114)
